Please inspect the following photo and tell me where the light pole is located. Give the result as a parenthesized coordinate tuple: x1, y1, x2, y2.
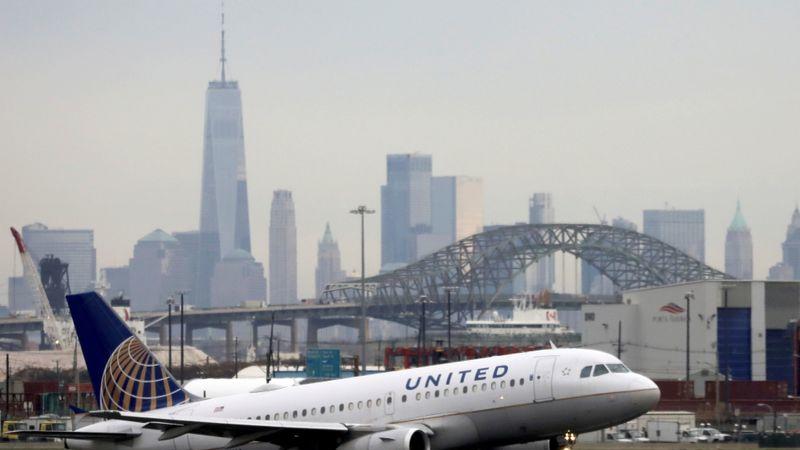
(757, 403, 777, 433)
(443, 287, 459, 351)
(179, 291, 185, 385)
(685, 291, 693, 396)
(416, 295, 431, 366)
(350, 205, 375, 373)
(166, 297, 174, 372)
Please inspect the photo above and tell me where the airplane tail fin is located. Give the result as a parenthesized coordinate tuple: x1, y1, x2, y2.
(67, 292, 189, 411)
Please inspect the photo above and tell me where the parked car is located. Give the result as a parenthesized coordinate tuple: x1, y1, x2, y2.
(681, 429, 710, 443)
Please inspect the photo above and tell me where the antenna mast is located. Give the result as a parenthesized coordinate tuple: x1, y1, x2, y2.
(220, 1, 227, 83)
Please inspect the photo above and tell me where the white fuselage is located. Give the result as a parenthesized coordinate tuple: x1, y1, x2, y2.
(69, 349, 660, 450)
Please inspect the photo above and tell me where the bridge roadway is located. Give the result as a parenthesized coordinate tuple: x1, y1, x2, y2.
(0, 300, 450, 361)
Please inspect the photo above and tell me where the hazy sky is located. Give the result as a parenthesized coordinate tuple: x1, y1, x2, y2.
(2, 1, 799, 303)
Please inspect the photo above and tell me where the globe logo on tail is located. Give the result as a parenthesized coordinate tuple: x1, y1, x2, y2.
(100, 337, 188, 411)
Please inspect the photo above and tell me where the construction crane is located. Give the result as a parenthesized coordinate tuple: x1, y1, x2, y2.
(10, 227, 74, 349)
(592, 206, 608, 225)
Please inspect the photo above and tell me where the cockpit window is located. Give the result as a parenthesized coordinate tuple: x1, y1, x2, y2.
(580, 366, 592, 378)
(607, 364, 630, 373)
(592, 364, 609, 376)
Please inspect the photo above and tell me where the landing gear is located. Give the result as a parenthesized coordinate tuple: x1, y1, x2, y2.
(550, 431, 578, 450)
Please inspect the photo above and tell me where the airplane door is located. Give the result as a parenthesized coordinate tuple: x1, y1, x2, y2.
(533, 356, 557, 402)
(385, 392, 395, 415)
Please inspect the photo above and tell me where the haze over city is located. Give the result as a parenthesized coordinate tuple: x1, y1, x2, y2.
(2, 1, 799, 303)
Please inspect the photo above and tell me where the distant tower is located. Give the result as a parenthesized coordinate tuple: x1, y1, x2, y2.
(770, 206, 800, 280)
(315, 223, 346, 297)
(381, 154, 432, 268)
(527, 193, 555, 292)
(197, 7, 251, 308)
(725, 201, 753, 279)
(269, 191, 297, 305)
(643, 208, 705, 262)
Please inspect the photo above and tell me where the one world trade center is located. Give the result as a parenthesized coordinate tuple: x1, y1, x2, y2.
(197, 12, 251, 307)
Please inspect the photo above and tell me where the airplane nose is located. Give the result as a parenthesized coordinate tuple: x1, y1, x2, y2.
(630, 374, 660, 411)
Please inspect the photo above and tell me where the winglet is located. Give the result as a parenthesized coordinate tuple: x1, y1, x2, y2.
(549, 340, 557, 349)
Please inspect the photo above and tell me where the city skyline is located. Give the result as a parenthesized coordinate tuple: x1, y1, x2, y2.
(2, 1, 799, 302)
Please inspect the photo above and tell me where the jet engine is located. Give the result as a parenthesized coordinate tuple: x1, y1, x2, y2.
(337, 427, 430, 450)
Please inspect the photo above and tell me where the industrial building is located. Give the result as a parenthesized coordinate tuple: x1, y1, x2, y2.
(583, 280, 800, 393)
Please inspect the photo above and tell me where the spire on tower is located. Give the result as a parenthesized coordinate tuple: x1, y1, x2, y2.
(220, 1, 227, 83)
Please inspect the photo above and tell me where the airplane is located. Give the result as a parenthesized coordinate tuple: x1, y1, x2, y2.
(16, 292, 660, 450)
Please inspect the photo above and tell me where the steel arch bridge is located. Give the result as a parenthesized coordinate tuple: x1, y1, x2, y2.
(324, 224, 731, 327)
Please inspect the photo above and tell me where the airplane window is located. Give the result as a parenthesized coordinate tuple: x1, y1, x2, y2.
(435, 390, 440, 398)
(387, 396, 392, 404)
(339, 404, 345, 412)
(510, 379, 515, 387)
(607, 364, 629, 373)
(311, 408, 317, 416)
(367, 399, 372, 408)
(519, 378, 525, 386)
(481, 383, 487, 391)
(491, 382, 496, 390)
(580, 366, 592, 378)
(416, 393, 422, 401)
(425, 391, 431, 399)
(256, 416, 260, 420)
(302, 409, 307, 417)
(593, 364, 609, 376)
(472, 385, 478, 392)
(293, 411, 298, 418)
(377, 398, 383, 406)
(348, 402, 354, 410)
(248, 417, 252, 420)
(453, 387, 459, 395)
(501, 380, 506, 388)
(265, 415, 270, 420)
(283, 412, 288, 420)
(321, 407, 325, 414)
(402, 395, 407, 403)
(444, 389, 449, 397)
(357, 401, 363, 409)
(463, 386, 468, 394)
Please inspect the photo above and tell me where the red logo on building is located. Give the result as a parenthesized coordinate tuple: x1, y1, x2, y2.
(659, 302, 685, 314)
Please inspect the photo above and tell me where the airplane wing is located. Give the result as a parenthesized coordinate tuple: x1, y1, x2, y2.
(9, 430, 141, 441)
(93, 410, 358, 448)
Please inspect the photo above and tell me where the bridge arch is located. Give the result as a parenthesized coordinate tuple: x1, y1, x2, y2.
(326, 224, 730, 327)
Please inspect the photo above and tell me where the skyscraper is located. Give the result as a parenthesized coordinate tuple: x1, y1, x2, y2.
(643, 209, 705, 262)
(315, 223, 346, 297)
(21, 223, 96, 293)
(381, 154, 432, 268)
(269, 190, 297, 305)
(197, 11, 251, 308)
(211, 250, 266, 308)
(416, 176, 484, 257)
(128, 229, 186, 312)
(769, 207, 800, 281)
(527, 193, 555, 293)
(725, 201, 753, 279)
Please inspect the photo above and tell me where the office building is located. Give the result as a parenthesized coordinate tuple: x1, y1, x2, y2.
(643, 208, 705, 262)
(6, 276, 34, 314)
(725, 201, 753, 279)
(100, 266, 130, 299)
(211, 249, 266, 308)
(269, 190, 297, 305)
(315, 223, 346, 297)
(381, 154, 432, 268)
(769, 207, 800, 281)
(416, 176, 484, 257)
(527, 193, 555, 293)
(128, 229, 188, 311)
(18, 223, 96, 300)
(197, 15, 251, 308)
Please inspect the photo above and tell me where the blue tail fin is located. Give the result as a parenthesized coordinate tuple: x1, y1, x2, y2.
(67, 292, 189, 411)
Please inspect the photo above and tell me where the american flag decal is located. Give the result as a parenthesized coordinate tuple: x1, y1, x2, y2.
(659, 302, 685, 314)
(214, 406, 225, 413)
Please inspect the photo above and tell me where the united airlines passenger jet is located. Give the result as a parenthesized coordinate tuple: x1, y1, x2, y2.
(18, 292, 660, 450)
